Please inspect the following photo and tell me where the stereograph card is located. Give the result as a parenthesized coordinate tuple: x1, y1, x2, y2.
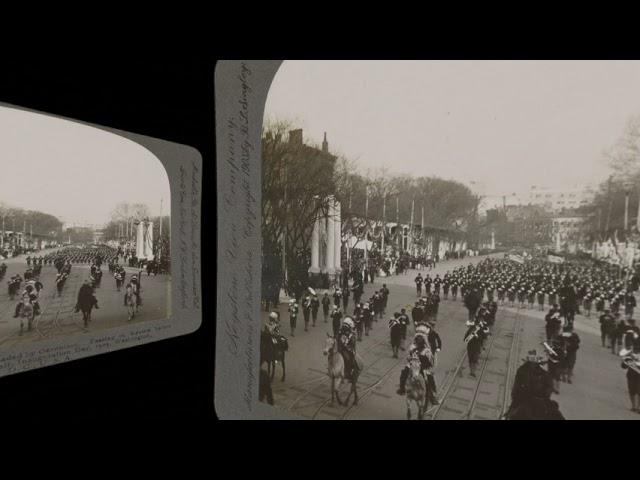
(0, 102, 202, 378)
(216, 60, 640, 421)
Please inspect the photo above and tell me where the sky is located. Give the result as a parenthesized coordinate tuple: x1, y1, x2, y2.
(0, 106, 171, 226)
(265, 60, 640, 200)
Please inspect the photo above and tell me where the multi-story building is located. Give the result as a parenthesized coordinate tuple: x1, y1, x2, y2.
(527, 184, 594, 212)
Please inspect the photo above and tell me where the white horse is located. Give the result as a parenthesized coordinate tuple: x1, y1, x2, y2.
(124, 285, 138, 320)
(406, 355, 428, 420)
(323, 334, 363, 407)
(19, 300, 34, 335)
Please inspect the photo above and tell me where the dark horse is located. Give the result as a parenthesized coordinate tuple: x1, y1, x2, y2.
(260, 331, 287, 382)
(259, 369, 274, 405)
(77, 294, 98, 327)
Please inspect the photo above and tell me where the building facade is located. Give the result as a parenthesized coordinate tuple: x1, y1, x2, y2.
(527, 184, 594, 212)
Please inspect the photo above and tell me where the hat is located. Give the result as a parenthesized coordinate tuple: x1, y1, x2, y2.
(415, 325, 429, 336)
(269, 312, 278, 321)
(343, 317, 355, 329)
(525, 349, 544, 363)
(289, 299, 295, 304)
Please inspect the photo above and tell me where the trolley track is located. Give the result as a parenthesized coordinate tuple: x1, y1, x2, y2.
(429, 305, 524, 420)
(293, 304, 464, 420)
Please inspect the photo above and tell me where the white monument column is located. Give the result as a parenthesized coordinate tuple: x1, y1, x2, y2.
(136, 222, 154, 259)
(310, 213, 320, 274)
(334, 199, 342, 272)
(326, 196, 336, 274)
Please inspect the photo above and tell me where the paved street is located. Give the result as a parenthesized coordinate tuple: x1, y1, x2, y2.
(262, 255, 640, 420)
(0, 253, 170, 348)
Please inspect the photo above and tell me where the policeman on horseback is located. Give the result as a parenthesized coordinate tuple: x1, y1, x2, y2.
(337, 318, 359, 379)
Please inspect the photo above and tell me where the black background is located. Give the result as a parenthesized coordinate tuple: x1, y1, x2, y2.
(0, 58, 216, 422)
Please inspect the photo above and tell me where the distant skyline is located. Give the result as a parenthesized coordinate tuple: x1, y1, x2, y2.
(0, 106, 170, 225)
(264, 61, 639, 197)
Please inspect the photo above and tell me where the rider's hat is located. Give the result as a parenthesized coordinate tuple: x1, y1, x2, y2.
(525, 350, 544, 363)
(343, 317, 355, 329)
(269, 312, 278, 321)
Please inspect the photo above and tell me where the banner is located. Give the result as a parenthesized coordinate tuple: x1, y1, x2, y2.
(507, 254, 525, 264)
(547, 254, 564, 264)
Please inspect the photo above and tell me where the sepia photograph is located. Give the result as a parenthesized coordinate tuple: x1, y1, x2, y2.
(257, 60, 640, 420)
(0, 105, 171, 349)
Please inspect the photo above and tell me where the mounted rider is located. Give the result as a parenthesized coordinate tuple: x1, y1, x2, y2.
(265, 311, 288, 355)
(506, 350, 564, 420)
(337, 317, 358, 379)
(125, 274, 142, 307)
(76, 280, 99, 313)
(396, 325, 439, 405)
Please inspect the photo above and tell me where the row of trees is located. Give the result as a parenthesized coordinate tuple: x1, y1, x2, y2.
(102, 201, 170, 258)
(0, 201, 64, 238)
(262, 119, 480, 299)
(582, 115, 640, 244)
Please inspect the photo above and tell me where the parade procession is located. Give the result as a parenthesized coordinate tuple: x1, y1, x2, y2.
(0, 200, 171, 348)
(258, 61, 640, 420)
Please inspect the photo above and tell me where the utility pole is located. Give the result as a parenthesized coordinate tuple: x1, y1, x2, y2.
(364, 185, 369, 262)
(410, 195, 415, 255)
(396, 195, 400, 249)
(605, 175, 613, 234)
(625, 187, 630, 235)
(421, 204, 425, 257)
(159, 197, 163, 258)
(381, 194, 386, 255)
(637, 191, 640, 233)
(346, 189, 352, 268)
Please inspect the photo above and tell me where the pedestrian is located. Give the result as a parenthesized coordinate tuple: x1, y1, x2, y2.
(599, 309, 615, 348)
(389, 313, 403, 359)
(311, 294, 319, 327)
(302, 292, 311, 332)
(560, 325, 580, 384)
(398, 307, 410, 351)
(288, 299, 298, 337)
(381, 283, 390, 316)
(333, 287, 342, 307)
(322, 293, 331, 323)
(342, 286, 350, 311)
(415, 273, 423, 296)
(426, 321, 442, 368)
(621, 351, 640, 413)
(625, 292, 637, 321)
(331, 305, 342, 338)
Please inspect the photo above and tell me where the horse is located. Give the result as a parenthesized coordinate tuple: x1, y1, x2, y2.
(323, 334, 363, 407)
(124, 285, 138, 320)
(19, 300, 34, 335)
(260, 330, 287, 382)
(77, 295, 96, 327)
(424, 258, 435, 271)
(405, 356, 428, 420)
(259, 368, 274, 405)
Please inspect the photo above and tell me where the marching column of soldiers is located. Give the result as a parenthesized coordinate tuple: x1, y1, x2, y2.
(3, 244, 148, 331)
(262, 252, 640, 417)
